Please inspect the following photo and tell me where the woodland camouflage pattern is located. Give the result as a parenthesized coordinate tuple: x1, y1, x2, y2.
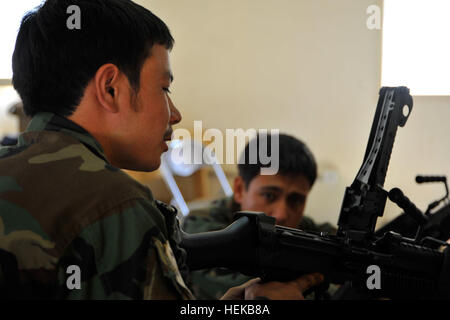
(182, 197, 337, 299)
(0, 112, 194, 299)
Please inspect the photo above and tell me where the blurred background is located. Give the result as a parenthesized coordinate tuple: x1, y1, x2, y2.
(1, 0, 450, 227)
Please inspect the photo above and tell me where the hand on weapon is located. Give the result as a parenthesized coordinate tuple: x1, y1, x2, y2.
(220, 273, 324, 300)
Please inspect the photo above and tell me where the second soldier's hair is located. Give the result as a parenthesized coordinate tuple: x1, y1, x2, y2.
(237, 133, 317, 189)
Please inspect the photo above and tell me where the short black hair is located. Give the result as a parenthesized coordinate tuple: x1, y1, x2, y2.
(238, 133, 317, 188)
(12, 0, 174, 117)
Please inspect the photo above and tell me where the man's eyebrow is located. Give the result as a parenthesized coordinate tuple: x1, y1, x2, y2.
(259, 186, 306, 198)
(259, 186, 282, 192)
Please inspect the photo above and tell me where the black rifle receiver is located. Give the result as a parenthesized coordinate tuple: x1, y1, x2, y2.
(180, 87, 450, 299)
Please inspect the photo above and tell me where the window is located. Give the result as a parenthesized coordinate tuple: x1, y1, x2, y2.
(382, 0, 450, 95)
(0, 1, 44, 81)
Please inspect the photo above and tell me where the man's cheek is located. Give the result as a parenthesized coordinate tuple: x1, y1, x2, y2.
(253, 202, 271, 214)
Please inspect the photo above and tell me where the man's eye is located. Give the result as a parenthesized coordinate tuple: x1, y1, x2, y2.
(163, 87, 172, 94)
(262, 193, 276, 202)
(289, 196, 305, 207)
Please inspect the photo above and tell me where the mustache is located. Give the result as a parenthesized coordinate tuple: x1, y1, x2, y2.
(164, 128, 173, 140)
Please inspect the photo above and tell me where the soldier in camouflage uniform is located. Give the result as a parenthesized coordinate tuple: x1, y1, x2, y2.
(0, 0, 324, 299)
(0, 112, 193, 299)
(183, 134, 336, 299)
(0, 0, 194, 299)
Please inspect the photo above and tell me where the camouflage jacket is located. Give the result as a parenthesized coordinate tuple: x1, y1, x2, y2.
(182, 197, 337, 299)
(0, 112, 194, 300)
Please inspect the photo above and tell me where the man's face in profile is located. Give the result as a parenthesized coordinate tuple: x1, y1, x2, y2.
(112, 44, 181, 171)
(233, 174, 311, 228)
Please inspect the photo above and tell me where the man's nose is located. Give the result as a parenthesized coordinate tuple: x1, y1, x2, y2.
(271, 201, 289, 226)
(168, 96, 182, 125)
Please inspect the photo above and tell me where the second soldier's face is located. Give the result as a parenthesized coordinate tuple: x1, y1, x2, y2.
(113, 44, 181, 171)
(233, 174, 311, 228)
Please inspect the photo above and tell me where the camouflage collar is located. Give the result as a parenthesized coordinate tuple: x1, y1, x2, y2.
(23, 112, 110, 164)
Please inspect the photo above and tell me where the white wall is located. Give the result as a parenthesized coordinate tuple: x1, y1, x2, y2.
(0, 86, 20, 136)
(134, 0, 450, 225)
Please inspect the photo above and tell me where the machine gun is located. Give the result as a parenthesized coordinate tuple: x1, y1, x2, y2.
(180, 87, 450, 299)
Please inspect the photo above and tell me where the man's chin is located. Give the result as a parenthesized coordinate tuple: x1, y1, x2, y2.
(136, 161, 161, 172)
(117, 158, 161, 173)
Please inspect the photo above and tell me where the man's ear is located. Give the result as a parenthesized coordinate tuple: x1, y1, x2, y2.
(94, 64, 121, 113)
(233, 176, 246, 204)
